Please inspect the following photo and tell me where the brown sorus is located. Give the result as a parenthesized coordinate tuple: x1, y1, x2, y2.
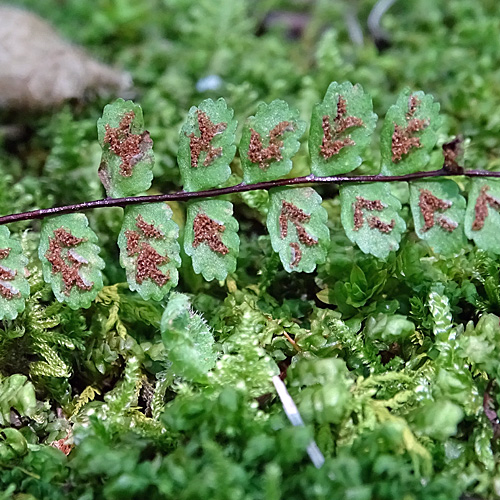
(279, 200, 317, 246)
(193, 213, 229, 255)
(248, 121, 294, 170)
(472, 185, 500, 230)
(391, 95, 427, 163)
(418, 189, 453, 232)
(104, 111, 153, 177)
(320, 95, 363, 159)
(125, 215, 169, 286)
(353, 196, 395, 233)
(45, 228, 92, 295)
(0, 247, 20, 299)
(368, 216, 395, 233)
(188, 110, 227, 168)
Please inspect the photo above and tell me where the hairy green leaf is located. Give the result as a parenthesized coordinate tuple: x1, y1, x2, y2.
(118, 203, 181, 301)
(97, 99, 154, 198)
(465, 178, 500, 253)
(309, 82, 377, 176)
(160, 292, 216, 382)
(184, 199, 239, 281)
(239, 99, 306, 183)
(0, 226, 29, 320)
(206, 290, 281, 395)
(178, 98, 237, 191)
(39, 214, 104, 309)
(340, 183, 406, 259)
(410, 180, 466, 254)
(380, 89, 441, 175)
(266, 187, 329, 272)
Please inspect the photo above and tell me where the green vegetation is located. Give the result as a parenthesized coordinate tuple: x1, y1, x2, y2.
(2, 0, 500, 498)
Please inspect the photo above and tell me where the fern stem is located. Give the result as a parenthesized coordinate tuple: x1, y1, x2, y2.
(1, 167, 499, 225)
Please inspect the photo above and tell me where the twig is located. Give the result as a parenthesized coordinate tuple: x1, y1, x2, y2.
(345, 7, 364, 46)
(283, 330, 301, 352)
(1, 168, 499, 226)
(367, 0, 397, 49)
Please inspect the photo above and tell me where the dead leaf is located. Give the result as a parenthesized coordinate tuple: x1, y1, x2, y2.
(0, 6, 132, 110)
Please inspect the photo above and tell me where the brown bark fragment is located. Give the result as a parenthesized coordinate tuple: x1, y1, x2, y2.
(472, 185, 500, 230)
(391, 96, 428, 163)
(442, 136, 464, 174)
(193, 213, 229, 255)
(353, 196, 386, 231)
(45, 228, 92, 295)
(418, 189, 453, 232)
(104, 111, 153, 177)
(279, 200, 317, 246)
(289, 242, 302, 267)
(125, 215, 169, 286)
(320, 95, 364, 159)
(248, 121, 294, 170)
(188, 110, 227, 168)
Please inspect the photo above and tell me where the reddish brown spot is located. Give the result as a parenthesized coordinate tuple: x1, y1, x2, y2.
(125, 230, 141, 256)
(45, 228, 92, 295)
(391, 96, 428, 163)
(0, 263, 15, 280)
(135, 214, 164, 239)
(0, 247, 20, 300)
(368, 217, 396, 233)
(50, 434, 73, 456)
(418, 189, 455, 232)
(279, 200, 317, 246)
(193, 213, 229, 254)
(188, 110, 227, 168)
(353, 197, 385, 230)
(320, 95, 364, 159)
(353, 196, 394, 233)
(104, 111, 153, 177)
(472, 185, 500, 230)
(438, 217, 458, 232)
(135, 243, 169, 286)
(248, 121, 294, 170)
(125, 215, 169, 286)
(289, 242, 302, 267)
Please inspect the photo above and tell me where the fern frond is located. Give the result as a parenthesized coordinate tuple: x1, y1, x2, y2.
(71, 386, 101, 417)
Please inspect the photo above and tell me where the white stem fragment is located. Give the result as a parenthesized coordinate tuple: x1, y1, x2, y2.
(272, 375, 325, 469)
